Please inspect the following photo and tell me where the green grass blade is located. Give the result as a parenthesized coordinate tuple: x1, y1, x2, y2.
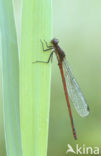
(20, 0, 52, 155)
(0, 0, 22, 155)
(0, 34, 6, 156)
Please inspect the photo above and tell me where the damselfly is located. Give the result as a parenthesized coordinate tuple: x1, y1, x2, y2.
(33, 38, 90, 140)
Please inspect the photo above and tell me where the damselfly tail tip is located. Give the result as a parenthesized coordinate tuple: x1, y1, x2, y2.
(74, 135, 77, 140)
(73, 133, 77, 140)
(73, 128, 77, 140)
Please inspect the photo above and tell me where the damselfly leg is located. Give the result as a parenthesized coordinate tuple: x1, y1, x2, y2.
(32, 40, 54, 64)
(40, 40, 53, 51)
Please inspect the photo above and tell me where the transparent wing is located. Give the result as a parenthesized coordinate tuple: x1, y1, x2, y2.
(63, 58, 89, 117)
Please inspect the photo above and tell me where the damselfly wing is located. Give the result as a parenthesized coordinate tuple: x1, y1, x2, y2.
(63, 58, 89, 117)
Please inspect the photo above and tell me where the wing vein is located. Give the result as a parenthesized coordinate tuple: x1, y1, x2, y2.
(63, 58, 89, 117)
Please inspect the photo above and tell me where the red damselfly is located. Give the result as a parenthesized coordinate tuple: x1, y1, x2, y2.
(33, 38, 90, 140)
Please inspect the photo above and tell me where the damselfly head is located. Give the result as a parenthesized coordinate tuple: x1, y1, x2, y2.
(51, 38, 59, 45)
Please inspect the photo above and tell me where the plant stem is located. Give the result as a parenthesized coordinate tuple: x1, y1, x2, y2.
(20, 0, 52, 155)
(0, 0, 22, 155)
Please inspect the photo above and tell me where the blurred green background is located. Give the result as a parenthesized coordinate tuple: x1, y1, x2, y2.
(0, 0, 101, 156)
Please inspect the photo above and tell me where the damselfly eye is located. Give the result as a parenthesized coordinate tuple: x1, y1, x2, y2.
(51, 38, 59, 45)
